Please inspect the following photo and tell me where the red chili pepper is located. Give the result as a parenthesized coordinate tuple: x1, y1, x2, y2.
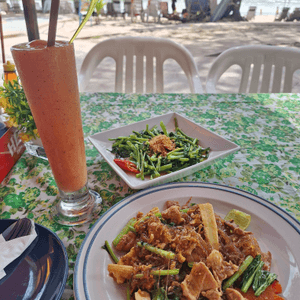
(271, 280, 283, 294)
(114, 159, 140, 174)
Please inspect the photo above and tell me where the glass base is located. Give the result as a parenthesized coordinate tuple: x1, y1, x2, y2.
(50, 184, 102, 226)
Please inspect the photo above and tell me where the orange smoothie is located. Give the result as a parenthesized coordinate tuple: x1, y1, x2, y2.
(11, 40, 87, 192)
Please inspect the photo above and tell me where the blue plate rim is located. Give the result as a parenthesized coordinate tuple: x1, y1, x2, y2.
(74, 181, 300, 300)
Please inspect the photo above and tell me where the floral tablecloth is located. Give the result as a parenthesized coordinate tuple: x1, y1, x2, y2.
(1, 93, 300, 299)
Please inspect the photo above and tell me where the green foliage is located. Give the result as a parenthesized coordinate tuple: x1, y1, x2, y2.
(0, 80, 37, 140)
(95, 0, 106, 15)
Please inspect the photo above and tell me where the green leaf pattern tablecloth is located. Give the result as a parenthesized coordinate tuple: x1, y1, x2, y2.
(1, 93, 300, 299)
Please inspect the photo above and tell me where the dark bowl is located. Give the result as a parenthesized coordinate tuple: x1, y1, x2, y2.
(0, 219, 68, 300)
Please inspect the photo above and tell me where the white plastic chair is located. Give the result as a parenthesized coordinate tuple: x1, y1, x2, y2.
(131, 0, 144, 22)
(78, 37, 203, 93)
(144, 0, 161, 23)
(206, 45, 300, 93)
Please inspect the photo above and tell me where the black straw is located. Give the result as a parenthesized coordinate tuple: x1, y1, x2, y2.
(47, 0, 60, 47)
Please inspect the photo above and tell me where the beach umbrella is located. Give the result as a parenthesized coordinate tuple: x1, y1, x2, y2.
(22, 0, 40, 41)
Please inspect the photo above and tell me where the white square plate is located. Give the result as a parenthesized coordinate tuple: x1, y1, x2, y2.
(88, 112, 240, 189)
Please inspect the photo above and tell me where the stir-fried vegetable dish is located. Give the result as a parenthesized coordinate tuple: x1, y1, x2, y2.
(109, 118, 210, 180)
(105, 200, 285, 300)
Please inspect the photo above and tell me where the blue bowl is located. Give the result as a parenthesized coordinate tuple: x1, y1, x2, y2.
(0, 220, 69, 300)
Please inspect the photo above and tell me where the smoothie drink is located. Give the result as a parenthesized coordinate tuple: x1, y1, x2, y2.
(11, 40, 87, 193)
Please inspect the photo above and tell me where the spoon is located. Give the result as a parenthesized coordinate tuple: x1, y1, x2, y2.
(1, 219, 32, 241)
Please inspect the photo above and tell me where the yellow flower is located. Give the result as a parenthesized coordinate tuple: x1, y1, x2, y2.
(0, 96, 11, 110)
(19, 132, 32, 142)
(33, 129, 40, 138)
(6, 117, 18, 128)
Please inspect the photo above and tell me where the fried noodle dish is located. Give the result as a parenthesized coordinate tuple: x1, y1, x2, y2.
(107, 200, 284, 300)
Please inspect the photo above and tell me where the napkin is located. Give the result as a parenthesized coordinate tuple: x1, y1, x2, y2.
(0, 219, 37, 280)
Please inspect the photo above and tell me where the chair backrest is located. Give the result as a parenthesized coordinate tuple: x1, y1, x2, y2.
(131, 0, 143, 14)
(124, 2, 131, 13)
(160, 1, 168, 15)
(206, 45, 300, 93)
(113, 1, 121, 13)
(106, 3, 115, 14)
(246, 6, 256, 20)
(78, 36, 203, 94)
(276, 7, 289, 20)
(147, 0, 160, 15)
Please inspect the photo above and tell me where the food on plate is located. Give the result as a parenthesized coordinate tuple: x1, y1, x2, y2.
(109, 118, 210, 180)
(105, 200, 284, 300)
(224, 209, 251, 231)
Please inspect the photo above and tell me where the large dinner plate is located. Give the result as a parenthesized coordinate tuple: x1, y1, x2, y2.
(89, 112, 240, 189)
(74, 182, 300, 300)
(0, 220, 68, 300)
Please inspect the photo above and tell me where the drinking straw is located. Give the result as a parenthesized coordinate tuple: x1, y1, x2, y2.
(69, 0, 98, 44)
(0, 13, 5, 64)
(47, 0, 60, 47)
(22, 0, 40, 41)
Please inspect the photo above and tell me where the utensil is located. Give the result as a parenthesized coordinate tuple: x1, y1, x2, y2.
(2, 218, 32, 241)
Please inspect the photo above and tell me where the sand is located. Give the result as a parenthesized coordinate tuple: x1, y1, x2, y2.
(2, 12, 300, 93)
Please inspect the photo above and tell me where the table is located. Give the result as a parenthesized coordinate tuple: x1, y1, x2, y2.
(1, 93, 300, 299)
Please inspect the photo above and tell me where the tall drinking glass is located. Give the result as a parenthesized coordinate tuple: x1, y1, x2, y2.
(11, 40, 101, 226)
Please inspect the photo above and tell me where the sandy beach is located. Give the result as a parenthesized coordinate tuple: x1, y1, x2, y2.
(2, 12, 300, 93)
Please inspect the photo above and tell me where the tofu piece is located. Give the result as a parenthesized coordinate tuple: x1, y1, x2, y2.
(135, 289, 151, 300)
(181, 262, 219, 300)
(107, 264, 133, 284)
(226, 288, 246, 300)
(199, 203, 219, 250)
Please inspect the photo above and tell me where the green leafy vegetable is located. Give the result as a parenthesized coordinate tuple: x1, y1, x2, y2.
(112, 218, 136, 247)
(240, 254, 263, 292)
(137, 241, 176, 259)
(152, 287, 169, 300)
(135, 269, 179, 278)
(102, 240, 119, 263)
(109, 119, 210, 180)
(253, 269, 277, 296)
(223, 255, 254, 290)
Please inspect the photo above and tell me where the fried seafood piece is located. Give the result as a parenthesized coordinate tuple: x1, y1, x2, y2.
(206, 250, 238, 287)
(181, 262, 218, 300)
(135, 207, 160, 223)
(199, 203, 219, 250)
(130, 265, 156, 293)
(108, 264, 133, 284)
(136, 215, 173, 246)
(173, 225, 211, 263)
(161, 205, 185, 225)
(115, 231, 137, 252)
(225, 288, 246, 300)
(165, 200, 181, 209)
(118, 247, 139, 266)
